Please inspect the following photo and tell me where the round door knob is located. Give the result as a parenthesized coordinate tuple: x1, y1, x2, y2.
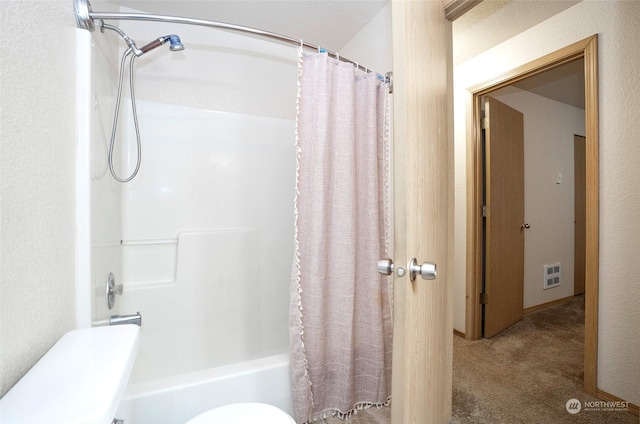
(378, 259, 406, 277)
(377, 259, 395, 276)
(409, 258, 437, 282)
(521, 223, 531, 229)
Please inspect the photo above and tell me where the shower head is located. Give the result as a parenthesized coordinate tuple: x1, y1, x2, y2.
(138, 34, 185, 56)
(166, 35, 185, 52)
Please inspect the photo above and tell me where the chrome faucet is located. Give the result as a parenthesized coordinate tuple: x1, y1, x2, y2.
(93, 311, 142, 327)
(109, 312, 142, 326)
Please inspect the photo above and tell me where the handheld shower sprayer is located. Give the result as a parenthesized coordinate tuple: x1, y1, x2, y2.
(99, 22, 184, 182)
(139, 34, 185, 55)
(101, 22, 185, 56)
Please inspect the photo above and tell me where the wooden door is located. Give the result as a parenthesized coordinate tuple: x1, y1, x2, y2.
(574, 135, 586, 295)
(391, 1, 452, 422)
(483, 96, 525, 338)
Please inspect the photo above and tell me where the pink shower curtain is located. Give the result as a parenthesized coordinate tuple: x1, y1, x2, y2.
(289, 50, 392, 423)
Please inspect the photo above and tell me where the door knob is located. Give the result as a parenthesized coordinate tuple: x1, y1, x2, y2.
(377, 258, 394, 275)
(377, 259, 406, 277)
(521, 223, 531, 230)
(409, 258, 437, 281)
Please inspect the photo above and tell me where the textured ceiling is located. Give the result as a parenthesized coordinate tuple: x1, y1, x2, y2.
(117, 0, 389, 52)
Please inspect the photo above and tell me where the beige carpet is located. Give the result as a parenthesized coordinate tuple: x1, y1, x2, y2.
(321, 295, 638, 424)
(451, 295, 636, 423)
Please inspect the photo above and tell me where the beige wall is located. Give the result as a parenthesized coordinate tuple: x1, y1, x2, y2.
(453, 0, 580, 66)
(454, 0, 640, 406)
(0, 0, 78, 396)
(491, 86, 585, 309)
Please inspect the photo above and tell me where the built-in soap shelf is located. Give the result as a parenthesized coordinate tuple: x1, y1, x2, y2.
(120, 229, 256, 289)
(121, 237, 179, 288)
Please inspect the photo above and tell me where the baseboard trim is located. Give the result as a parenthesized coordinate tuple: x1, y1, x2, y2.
(523, 295, 576, 315)
(596, 388, 639, 416)
(453, 329, 465, 339)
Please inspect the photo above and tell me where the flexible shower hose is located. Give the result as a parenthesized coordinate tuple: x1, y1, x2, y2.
(108, 46, 142, 183)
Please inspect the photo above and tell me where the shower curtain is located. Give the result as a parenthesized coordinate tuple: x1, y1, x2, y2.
(289, 50, 392, 423)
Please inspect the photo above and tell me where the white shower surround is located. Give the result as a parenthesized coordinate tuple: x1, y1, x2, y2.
(82, 6, 300, 409)
(117, 100, 296, 384)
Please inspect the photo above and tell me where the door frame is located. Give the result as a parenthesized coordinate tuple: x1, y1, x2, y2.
(464, 35, 599, 395)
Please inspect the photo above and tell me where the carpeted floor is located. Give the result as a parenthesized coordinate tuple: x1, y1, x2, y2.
(451, 295, 636, 423)
(321, 295, 638, 423)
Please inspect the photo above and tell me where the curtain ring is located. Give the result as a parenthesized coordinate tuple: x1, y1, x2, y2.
(335, 53, 340, 65)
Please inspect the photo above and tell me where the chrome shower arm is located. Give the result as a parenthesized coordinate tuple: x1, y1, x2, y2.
(100, 22, 142, 56)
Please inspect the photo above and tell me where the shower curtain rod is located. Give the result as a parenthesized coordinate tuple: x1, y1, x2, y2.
(74, 0, 393, 92)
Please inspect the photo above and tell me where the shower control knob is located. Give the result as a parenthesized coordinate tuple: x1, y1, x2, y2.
(409, 258, 437, 282)
(106, 272, 124, 310)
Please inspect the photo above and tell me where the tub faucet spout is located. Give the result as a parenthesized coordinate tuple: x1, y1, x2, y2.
(109, 312, 142, 327)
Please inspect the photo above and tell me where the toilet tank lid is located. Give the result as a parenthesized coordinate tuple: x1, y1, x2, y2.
(0, 325, 139, 424)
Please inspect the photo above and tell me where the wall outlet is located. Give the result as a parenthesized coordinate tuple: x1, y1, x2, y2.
(543, 263, 561, 289)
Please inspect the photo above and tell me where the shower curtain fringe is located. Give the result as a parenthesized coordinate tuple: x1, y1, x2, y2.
(292, 45, 315, 417)
(303, 397, 392, 424)
(383, 83, 393, 319)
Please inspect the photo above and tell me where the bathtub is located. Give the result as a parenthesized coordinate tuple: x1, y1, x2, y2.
(116, 353, 294, 424)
